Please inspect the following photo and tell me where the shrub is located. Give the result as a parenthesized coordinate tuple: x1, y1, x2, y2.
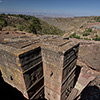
(13, 25, 16, 27)
(93, 35, 100, 41)
(84, 38, 91, 40)
(18, 14, 33, 20)
(0, 17, 7, 27)
(75, 35, 80, 39)
(94, 17, 100, 22)
(87, 28, 92, 32)
(17, 24, 24, 31)
(26, 17, 42, 34)
(96, 17, 100, 22)
(26, 23, 37, 34)
(69, 33, 76, 38)
(83, 33, 90, 36)
(93, 37, 100, 41)
(69, 33, 80, 39)
(95, 35, 99, 38)
(0, 26, 2, 31)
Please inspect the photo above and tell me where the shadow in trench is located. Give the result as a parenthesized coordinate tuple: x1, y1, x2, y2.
(74, 65, 81, 87)
(0, 71, 27, 100)
(79, 85, 100, 100)
(0, 71, 46, 100)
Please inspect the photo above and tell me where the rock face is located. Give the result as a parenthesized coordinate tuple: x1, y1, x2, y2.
(75, 40, 100, 100)
(0, 37, 44, 99)
(79, 72, 100, 100)
(0, 34, 80, 100)
(65, 39, 100, 100)
(78, 41, 100, 71)
(41, 36, 79, 100)
(0, 32, 100, 100)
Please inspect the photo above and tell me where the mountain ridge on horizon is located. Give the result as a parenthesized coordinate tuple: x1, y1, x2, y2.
(0, 11, 76, 18)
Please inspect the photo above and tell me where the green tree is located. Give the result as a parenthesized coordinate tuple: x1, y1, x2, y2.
(69, 33, 80, 39)
(97, 17, 100, 22)
(26, 17, 42, 34)
(26, 23, 37, 34)
(87, 28, 92, 32)
(93, 35, 100, 41)
(18, 14, 33, 20)
(17, 24, 24, 31)
(83, 33, 90, 36)
(0, 17, 7, 27)
(95, 35, 99, 38)
(69, 33, 76, 38)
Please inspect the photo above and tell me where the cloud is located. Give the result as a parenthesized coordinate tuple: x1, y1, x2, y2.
(0, 0, 2, 2)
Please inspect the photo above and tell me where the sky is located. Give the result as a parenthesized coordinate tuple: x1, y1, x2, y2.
(0, 0, 100, 17)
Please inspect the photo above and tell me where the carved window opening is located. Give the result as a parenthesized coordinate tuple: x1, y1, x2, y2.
(50, 71, 53, 77)
(10, 76, 13, 81)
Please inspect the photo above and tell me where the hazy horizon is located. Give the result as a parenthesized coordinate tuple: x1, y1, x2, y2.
(0, 0, 100, 17)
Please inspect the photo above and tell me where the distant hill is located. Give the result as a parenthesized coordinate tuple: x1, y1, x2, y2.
(42, 16, 100, 41)
(0, 13, 65, 35)
(1, 13, 100, 41)
(41, 17, 93, 32)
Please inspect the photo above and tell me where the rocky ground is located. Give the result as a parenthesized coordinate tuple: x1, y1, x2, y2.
(0, 31, 36, 43)
(76, 39, 100, 100)
(0, 32, 100, 100)
(78, 40, 100, 71)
